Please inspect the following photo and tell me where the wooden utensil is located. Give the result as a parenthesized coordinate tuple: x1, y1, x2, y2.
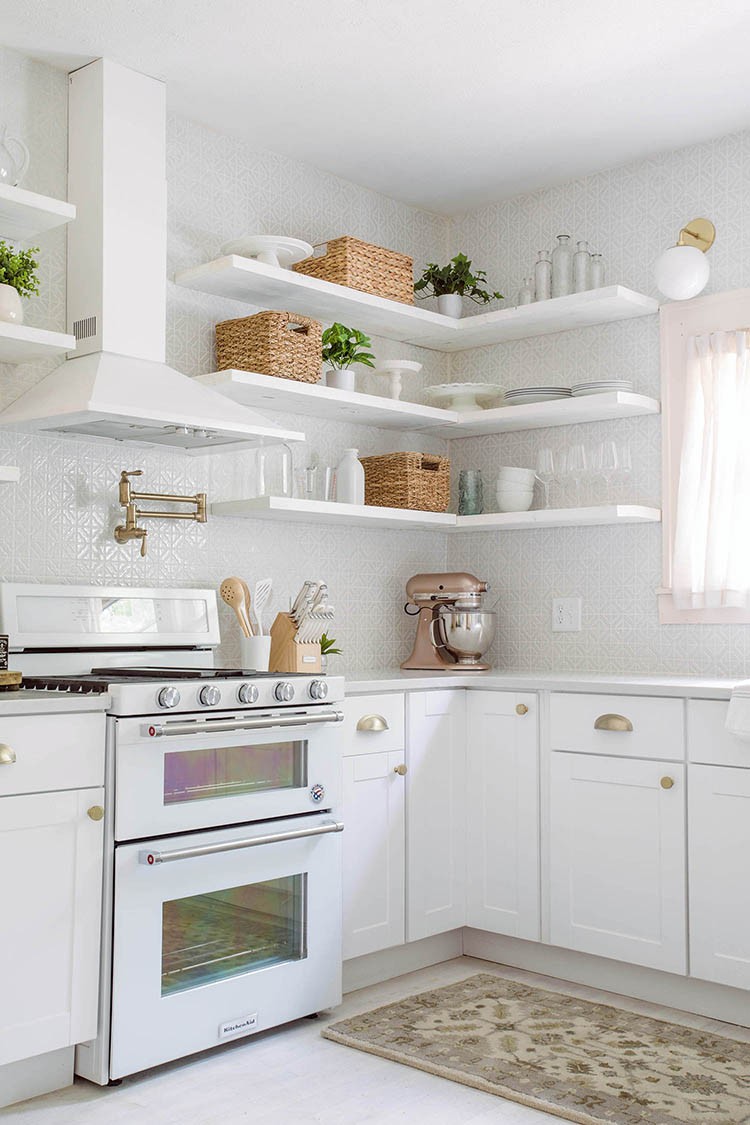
(219, 577, 251, 639)
(239, 579, 258, 636)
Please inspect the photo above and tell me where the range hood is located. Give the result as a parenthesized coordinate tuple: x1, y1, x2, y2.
(0, 59, 303, 454)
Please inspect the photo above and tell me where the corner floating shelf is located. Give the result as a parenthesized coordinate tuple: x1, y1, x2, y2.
(174, 255, 658, 353)
(0, 183, 76, 241)
(0, 322, 75, 363)
(211, 495, 661, 532)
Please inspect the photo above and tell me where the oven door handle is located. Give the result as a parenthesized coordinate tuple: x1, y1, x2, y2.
(139, 818, 344, 865)
(146, 709, 345, 738)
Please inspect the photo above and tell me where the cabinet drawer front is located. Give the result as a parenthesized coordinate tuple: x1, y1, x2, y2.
(550, 693, 684, 760)
(337, 693, 405, 756)
(688, 700, 750, 768)
(0, 713, 105, 796)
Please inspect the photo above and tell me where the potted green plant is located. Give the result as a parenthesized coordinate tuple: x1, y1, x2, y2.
(0, 241, 39, 324)
(414, 252, 503, 318)
(320, 632, 342, 672)
(321, 322, 375, 391)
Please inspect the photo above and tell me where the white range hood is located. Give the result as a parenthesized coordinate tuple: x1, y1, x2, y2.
(0, 58, 303, 454)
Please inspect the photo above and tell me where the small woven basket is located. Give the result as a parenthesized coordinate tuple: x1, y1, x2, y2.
(292, 236, 414, 305)
(360, 452, 451, 512)
(215, 311, 323, 383)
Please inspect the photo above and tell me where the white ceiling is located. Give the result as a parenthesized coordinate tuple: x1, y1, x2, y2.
(3, 0, 750, 213)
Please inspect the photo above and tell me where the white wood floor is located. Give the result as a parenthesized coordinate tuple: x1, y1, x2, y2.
(8, 956, 750, 1125)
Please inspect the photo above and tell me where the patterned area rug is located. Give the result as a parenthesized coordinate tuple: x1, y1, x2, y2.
(322, 973, 750, 1125)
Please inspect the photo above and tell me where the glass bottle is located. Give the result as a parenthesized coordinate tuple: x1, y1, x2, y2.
(573, 240, 591, 293)
(458, 469, 484, 515)
(551, 234, 573, 298)
(517, 277, 534, 306)
(336, 448, 365, 505)
(534, 250, 552, 301)
(590, 252, 604, 288)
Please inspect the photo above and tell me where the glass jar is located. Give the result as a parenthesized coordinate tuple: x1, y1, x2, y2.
(551, 234, 573, 298)
(458, 469, 484, 515)
(534, 250, 552, 301)
(590, 252, 605, 288)
(573, 240, 591, 293)
(517, 278, 534, 306)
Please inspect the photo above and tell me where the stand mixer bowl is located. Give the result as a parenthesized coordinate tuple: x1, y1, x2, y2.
(433, 610, 496, 671)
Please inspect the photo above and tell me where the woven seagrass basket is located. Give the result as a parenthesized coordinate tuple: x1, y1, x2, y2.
(359, 452, 451, 512)
(215, 311, 323, 383)
(292, 236, 414, 305)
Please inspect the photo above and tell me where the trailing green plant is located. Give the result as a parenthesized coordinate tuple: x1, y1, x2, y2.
(0, 241, 40, 298)
(414, 252, 502, 304)
(321, 322, 375, 371)
(320, 633, 342, 656)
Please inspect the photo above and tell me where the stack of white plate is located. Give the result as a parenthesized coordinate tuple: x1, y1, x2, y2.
(571, 379, 634, 397)
(504, 386, 572, 406)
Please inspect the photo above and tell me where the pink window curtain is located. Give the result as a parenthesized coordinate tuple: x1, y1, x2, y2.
(672, 330, 750, 609)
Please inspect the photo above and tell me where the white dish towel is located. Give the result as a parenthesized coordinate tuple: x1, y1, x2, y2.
(725, 683, 750, 740)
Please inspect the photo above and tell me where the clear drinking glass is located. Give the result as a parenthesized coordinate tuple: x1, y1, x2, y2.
(458, 469, 484, 515)
(535, 448, 555, 509)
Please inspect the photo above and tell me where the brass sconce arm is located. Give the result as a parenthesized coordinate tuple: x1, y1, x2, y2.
(114, 470, 207, 557)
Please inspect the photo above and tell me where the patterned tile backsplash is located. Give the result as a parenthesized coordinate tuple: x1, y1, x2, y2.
(2, 45, 750, 675)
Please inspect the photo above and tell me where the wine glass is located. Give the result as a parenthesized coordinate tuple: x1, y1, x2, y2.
(617, 440, 632, 500)
(553, 448, 568, 507)
(598, 440, 619, 503)
(535, 448, 555, 509)
(566, 443, 588, 507)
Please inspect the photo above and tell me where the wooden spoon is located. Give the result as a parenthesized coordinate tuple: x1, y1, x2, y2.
(219, 577, 251, 638)
(239, 578, 258, 636)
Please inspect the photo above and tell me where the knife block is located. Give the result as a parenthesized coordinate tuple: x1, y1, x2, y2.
(269, 613, 322, 674)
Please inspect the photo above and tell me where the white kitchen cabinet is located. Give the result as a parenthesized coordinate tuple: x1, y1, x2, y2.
(341, 749, 406, 959)
(0, 787, 105, 1067)
(406, 690, 466, 942)
(465, 691, 539, 939)
(549, 752, 686, 973)
(689, 763, 750, 989)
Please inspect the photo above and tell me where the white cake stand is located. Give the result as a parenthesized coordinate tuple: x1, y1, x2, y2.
(371, 359, 423, 400)
(220, 235, 314, 269)
(424, 383, 505, 412)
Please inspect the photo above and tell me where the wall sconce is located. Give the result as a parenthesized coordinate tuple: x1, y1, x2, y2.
(654, 218, 715, 301)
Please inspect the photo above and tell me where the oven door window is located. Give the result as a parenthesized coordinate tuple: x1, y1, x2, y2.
(163, 740, 307, 805)
(161, 874, 307, 996)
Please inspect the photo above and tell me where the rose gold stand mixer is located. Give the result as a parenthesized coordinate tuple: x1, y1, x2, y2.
(401, 572, 495, 671)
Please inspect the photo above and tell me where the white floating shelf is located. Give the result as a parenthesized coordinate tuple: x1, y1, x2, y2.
(0, 183, 76, 241)
(452, 505, 662, 531)
(198, 369, 457, 431)
(211, 495, 456, 530)
(0, 466, 20, 482)
(435, 391, 660, 438)
(174, 256, 658, 352)
(0, 322, 75, 363)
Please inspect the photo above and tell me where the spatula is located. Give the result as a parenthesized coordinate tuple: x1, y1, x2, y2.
(253, 578, 272, 635)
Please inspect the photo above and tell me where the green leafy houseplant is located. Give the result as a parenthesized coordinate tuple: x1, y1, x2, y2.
(414, 252, 503, 304)
(0, 241, 40, 298)
(320, 633, 342, 656)
(321, 322, 375, 371)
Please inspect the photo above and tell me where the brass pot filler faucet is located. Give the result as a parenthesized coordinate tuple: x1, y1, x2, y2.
(114, 470, 207, 557)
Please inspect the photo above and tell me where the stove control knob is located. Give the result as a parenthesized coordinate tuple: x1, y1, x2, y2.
(199, 685, 222, 707)
(309, 679, 328, 700)
(274, 681, 295, 702)
(157, 686, 181, 710)
(238, 682, 259, 705)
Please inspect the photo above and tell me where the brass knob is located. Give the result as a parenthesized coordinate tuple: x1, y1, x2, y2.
(0, 743, 16, 765)
(515, 704, 528, 716)
(357, 714, 389, 733)
(660, 777, 674, 790)
(393, 764, 407, 776)
(87, 805, 105, 821)
(594, 713, 633, 733)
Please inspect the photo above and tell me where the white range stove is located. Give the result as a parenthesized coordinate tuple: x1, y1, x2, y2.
(0, 583, 346, 1084)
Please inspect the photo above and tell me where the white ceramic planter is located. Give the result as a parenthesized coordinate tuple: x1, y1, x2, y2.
(0, 284, 23, 323)
(437, 292, 463, 318)
(325, 368, 356, 391)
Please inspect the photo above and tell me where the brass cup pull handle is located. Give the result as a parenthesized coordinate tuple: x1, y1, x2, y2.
(356, 714, 389, 733)
(0, 743, 16, 765)
(660, 776, 674, 790)
(516, 704, 528, 716)
(87, 805, 105, 821)
(594, 713, 633, 733)
(393, 764, 407, 776)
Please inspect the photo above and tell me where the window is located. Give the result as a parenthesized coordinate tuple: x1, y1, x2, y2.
(660, 289, 750, 623)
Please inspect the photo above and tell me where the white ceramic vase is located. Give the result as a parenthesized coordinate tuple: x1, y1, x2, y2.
(336, 448, 365, 505)
(325, 368, 356, 391)
(0, 284, 22, 323)
(437, 293, 463, 318)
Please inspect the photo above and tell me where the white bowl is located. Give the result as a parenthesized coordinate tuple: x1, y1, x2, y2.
(496, 491, 535, 513)
(497, 467, 536, 483)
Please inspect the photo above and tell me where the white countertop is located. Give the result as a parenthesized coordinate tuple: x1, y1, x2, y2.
(0, 689, 111, 716)
(343, 669, 744, 700)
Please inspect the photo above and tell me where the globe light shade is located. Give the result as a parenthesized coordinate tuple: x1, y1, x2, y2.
(654, 244, 710, 301)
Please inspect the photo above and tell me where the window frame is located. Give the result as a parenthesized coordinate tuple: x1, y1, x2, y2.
(660, 287, 750, 624)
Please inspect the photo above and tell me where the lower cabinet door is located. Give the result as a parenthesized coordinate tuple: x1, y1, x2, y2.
(342, 750, 405, 959)
(549, 753, 686, 973)
(689, 764, 750, 989)
(0, 787, 105, 1066)
(465, 691, 539, 939)
(407, 690, 466, 942)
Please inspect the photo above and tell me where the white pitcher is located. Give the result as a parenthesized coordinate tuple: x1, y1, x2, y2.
(0, 126, 30, 187)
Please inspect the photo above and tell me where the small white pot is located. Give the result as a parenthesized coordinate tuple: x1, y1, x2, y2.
(437, 292, 463, 318)
(325, 368, 356, 391)
(0, 284, 23, 323)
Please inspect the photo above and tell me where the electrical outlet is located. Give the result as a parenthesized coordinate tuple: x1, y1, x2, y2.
(552, 597, 582, 632)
